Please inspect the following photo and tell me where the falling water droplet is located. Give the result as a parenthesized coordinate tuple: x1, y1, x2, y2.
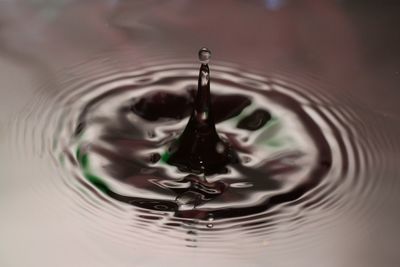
(198, 47, 211, 64)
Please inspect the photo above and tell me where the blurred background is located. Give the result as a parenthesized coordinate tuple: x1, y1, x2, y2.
(0, 0, 400, 121)
(1, 1, 400, 266)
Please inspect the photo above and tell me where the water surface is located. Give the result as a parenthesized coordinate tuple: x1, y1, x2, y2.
(1, 1, 400, 267)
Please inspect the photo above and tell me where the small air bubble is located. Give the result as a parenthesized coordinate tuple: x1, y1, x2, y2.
(198, 47, 211, 64)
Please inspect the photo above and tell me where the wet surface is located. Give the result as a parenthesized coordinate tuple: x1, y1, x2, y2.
(66, 60, 333, 219)
(1, 1, 400, 267)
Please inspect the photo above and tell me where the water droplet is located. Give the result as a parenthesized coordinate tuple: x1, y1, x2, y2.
(198, 47, 211, 64)
(206, 214, 214, 228)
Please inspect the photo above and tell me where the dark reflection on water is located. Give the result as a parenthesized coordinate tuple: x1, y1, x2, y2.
(69, 64, 332, 220)
(1, 1, 400, 267)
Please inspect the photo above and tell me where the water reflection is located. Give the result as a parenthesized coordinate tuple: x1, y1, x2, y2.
(1, 1, 400, 267)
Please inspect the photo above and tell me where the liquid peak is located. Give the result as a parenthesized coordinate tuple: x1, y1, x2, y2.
(166, 48, 238, 174)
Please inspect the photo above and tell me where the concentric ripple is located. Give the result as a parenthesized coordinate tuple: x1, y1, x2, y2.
(8, 55, 400, 256)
